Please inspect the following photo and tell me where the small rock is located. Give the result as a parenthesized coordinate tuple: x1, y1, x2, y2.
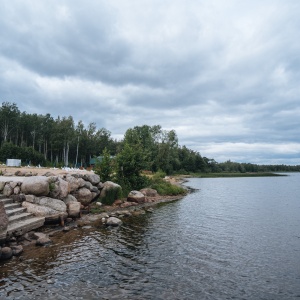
(120, 202, 134, 208)
(36, 237, 52, 246)
(113, 199, 123, 206)
(11, 245, 23, 256)
(122, 210, 132, 217)
(106, 217, 122, 227)
(31, 232, 47, 240)
(0, 247, 13, 260)
(63, 226, 70, 232)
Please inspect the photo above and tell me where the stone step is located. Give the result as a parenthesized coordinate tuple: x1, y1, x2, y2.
(6, 216, 45, 237)
(0, 198, 14, 205)
(3, 203, 21, 210)
(6, 207, 27, 217)
(8, 212, 33, 224)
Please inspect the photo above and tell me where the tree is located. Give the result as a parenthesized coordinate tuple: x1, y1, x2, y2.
(94, 148, 113, 182)
(115, 142, 149, 191)
(0, 102, 20, 144)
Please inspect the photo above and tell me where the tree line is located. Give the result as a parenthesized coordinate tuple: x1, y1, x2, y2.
(1, 102, 299, 174)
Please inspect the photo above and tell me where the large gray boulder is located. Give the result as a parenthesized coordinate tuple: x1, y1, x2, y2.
(57, 177, 70, 199)
(22, 196, 67, 223)
(65, 175, 86, 192)
(21, 176, 50, 196)
(48, 177, 70, 200)
(0, 202, 9, 232)
(67, 201, 81, 218)
(73, 188, 93, 205)
(63, 194, 78, 204)
(140, 188, 159, 197)
(3, 184, 13, 197)
(25, 196, 67, 212)
(127, 190, 145, 204)
(83, 173, 100, 185)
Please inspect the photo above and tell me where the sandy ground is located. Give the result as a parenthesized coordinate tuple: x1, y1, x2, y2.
(0, 166, 93, 181)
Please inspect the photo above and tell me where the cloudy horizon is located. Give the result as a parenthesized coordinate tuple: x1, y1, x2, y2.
(1, 0, 299, 165)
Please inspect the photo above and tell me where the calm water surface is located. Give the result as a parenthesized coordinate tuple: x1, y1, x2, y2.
(1, 173, 300, 299)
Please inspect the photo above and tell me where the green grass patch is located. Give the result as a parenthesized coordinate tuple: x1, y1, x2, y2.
(149, 177, 186, 196)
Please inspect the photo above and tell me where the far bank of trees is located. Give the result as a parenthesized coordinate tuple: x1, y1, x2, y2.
(1, 102, 300, 176)
(0, 102, 207, 174)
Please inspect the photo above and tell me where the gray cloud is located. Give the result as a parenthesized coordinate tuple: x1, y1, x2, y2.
(1, 0, 300, 164)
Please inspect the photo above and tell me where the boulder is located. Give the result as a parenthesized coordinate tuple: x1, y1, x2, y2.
(127, 190, 145, 203)
(21, 176, 50, 196)
(9, 181, 18, 189)
(31, 232, 47, 240)
(0, 247, 13, 260)
(83, 173, 100, 185)
(43, 172, 55, 177)
(3, 184, 13, 197)
(22, 198, 67, 223)
(63, 194, 78, 204)
(120, 202, 135, 208)
(73, 188, 93, 205)
(11, 245, 23, 256)
(25, 196, 67, 213)
(57, 177, 70, 199)
(65, 175, 86, 192)
(140, 188, 159, 197)
(0, 202, 9, 232)
(106, 217, 122, 227)
(14, 186, 21, 195)
(67, 201, 81, 218)
(48, 177, 70, 200)
(15, 170, 26, 176)
(84, 181, 93, 190)
(11, 194, 26, 203)
(0, 181, 5, 191)
(36, 237, 52, 246)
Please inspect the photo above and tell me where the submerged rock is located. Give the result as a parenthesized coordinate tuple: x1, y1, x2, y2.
(0, 247, 13, 260)
(106, 217, 122, 227)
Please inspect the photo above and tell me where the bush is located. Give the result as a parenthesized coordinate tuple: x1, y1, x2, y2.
(148, 177, 186, 196)
(101, 187, 122, 206)
(152, 169, 166, 180)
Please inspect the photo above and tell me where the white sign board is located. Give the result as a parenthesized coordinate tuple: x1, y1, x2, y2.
(6, 159, 21, 167)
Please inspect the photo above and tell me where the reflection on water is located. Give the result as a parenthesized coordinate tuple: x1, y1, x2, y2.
(1, 174, 300, 299)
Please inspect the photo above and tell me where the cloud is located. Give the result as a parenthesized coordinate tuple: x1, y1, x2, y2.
(0, 0, 300, 164)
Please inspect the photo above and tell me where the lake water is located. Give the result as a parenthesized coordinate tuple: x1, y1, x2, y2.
(1, 173, 300, 299)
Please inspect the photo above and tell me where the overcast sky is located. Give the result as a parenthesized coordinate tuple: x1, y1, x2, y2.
(1, 0, 299, 165)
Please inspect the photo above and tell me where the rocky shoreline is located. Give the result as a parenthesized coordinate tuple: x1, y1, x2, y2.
(0, 168, 189, 262)
(0, 194, 186, 261)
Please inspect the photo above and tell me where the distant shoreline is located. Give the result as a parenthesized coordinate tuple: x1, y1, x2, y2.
(187, 172, 288, 178)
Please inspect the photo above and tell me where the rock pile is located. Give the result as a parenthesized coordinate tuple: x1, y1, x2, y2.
(0, 173, 102, 224)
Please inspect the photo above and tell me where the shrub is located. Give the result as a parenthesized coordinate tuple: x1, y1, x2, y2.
(101, 187, 122, 206)
(148, 177, 186, 196)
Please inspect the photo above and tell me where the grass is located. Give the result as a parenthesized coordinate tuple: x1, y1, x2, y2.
(149, 177, 187, 196)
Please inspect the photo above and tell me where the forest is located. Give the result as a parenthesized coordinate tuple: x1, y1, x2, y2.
(1, 102, 300, 176)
